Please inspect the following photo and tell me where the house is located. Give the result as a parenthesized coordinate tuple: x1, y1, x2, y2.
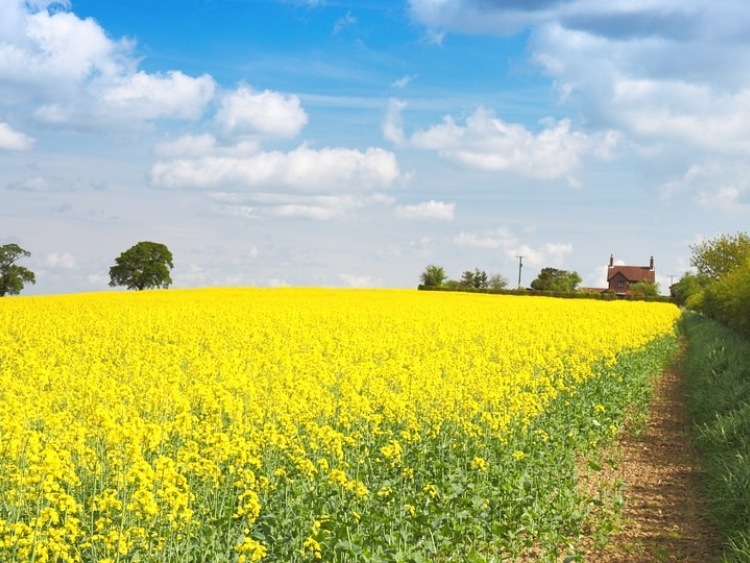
(607, 255, 655, 294)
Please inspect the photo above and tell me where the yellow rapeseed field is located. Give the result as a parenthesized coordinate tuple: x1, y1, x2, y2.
(0, 288, 680, 561)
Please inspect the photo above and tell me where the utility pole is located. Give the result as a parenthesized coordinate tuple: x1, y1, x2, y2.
(516, 255, 524, 289)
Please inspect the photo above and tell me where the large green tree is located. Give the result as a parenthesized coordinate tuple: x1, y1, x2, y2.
(109, 241, 174, 291)
(690, 231, 750, 279)
(0, 244, 36, 296)
(419, 264, 447, 288)
(530, 268, 581, 292)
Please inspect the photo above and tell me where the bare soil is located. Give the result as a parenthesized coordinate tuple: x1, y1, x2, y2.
(581, 344, 724, 562)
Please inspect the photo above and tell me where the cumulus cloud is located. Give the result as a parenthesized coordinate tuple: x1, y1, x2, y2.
(0, 122, 34, 150)
(100, 71, 215, 120)
(409, 0, 750, 168)
(150, 144, 402, 191)
(0, 1, 215, 127)
(215, 85, 308, 139)
(395, 200, 455, 221)
(385, 102, 617, 181)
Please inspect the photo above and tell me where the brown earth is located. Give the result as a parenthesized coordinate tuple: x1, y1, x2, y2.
(580, 344, 724, 562)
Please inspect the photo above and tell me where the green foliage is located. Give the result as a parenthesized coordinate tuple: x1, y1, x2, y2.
(419, 264, 447, 288)
(250, 336, 678, 561)
(109, 241, 174, 291)
(488, 274, 508, 291)
(460, 268, 489, 289)
(419, 267, 507, 291)
(681, 313, 750, 559)
(670, 272, 708, 307)
(627, 280, 660, 297)
(690, 231, 750, 279)
(0, 243, 36, 297)
(530, 268, 582, 292)
(700, 259, 750, 340)
(685, 232, 750, 340)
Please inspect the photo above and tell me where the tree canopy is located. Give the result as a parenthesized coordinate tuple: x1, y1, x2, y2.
(690, 232, 750, 279)
(0, 244, 36, 296)
(419, 264, 447, 288)
(682, 231, 750, 339)
(109, 241, 174, 291)
(530, 268, 581, 292)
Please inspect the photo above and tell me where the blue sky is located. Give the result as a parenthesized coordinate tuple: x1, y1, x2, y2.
(2, 0, 748, 294)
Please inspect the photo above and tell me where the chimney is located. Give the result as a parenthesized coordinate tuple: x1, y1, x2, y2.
(649, 256, 654, 270)
(609, 254, 614, 268)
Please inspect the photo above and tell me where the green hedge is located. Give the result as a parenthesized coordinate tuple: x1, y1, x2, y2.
(417, 286, 673, 303)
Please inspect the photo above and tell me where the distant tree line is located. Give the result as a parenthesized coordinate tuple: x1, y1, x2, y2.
(419, 265, 509, 291)
(671, 232, 750, 339)
(0, 241, 174, 296)
(419, 263, 665, 300)
(420, 264, 584, 292)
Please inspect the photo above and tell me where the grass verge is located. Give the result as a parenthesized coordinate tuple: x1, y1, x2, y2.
(681, 312, 750, 561)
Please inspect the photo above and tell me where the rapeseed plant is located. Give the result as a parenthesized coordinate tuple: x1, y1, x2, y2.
(0, 288, 680, 560)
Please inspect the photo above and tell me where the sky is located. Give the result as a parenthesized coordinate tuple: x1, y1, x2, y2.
(2, 0, 749, 295)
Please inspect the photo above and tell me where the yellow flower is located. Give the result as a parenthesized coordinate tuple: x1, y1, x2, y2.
(471, 457, 489, 471)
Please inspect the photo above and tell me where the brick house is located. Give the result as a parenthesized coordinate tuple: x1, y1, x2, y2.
(607, 255, 655, 294)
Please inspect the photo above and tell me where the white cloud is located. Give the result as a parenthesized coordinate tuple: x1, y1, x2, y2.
(215, 85, 308, 139)
(383, 99, 407, 145)
(0, 122, 34, 150)
(101, 71, 215, 120)
(395, 200, 455, 221)
(453, 227, 572, 267)
(45, 252, 76, 270)
(661, 160, 750, 212)
(208, 192, 393, 221)
(409, 1, 750, 198)
(386, 104, 615, 180)
(0, 2, 216, 127)
(150, 144, 402, 191)
(453, 227, 515, 250)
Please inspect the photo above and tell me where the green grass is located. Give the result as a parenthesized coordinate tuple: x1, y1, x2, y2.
(681, 312, 750, 562)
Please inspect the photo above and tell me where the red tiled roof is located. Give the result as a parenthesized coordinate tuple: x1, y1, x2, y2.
(608, 266, 655, 283)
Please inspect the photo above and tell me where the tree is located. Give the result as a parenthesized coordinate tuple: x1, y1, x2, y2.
(669, 272, 708, 307)
(419, 264, 447, 288)
(0, 244, 36, 296)
(628, 280, 660, 297)
(460, 268, 489, 289)
(530, 268, 581, 292)
(489, 274, 508, 290)
(109, 241, 174, 291)
(690, 232, 750, 279)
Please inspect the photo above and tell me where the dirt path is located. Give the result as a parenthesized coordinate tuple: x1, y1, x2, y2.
(587, 345, 723, 562)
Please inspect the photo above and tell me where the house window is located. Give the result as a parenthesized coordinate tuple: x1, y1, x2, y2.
(617, 281, 625, 289)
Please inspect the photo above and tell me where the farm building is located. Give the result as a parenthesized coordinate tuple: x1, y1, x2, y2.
(607, 255, 655, 294)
